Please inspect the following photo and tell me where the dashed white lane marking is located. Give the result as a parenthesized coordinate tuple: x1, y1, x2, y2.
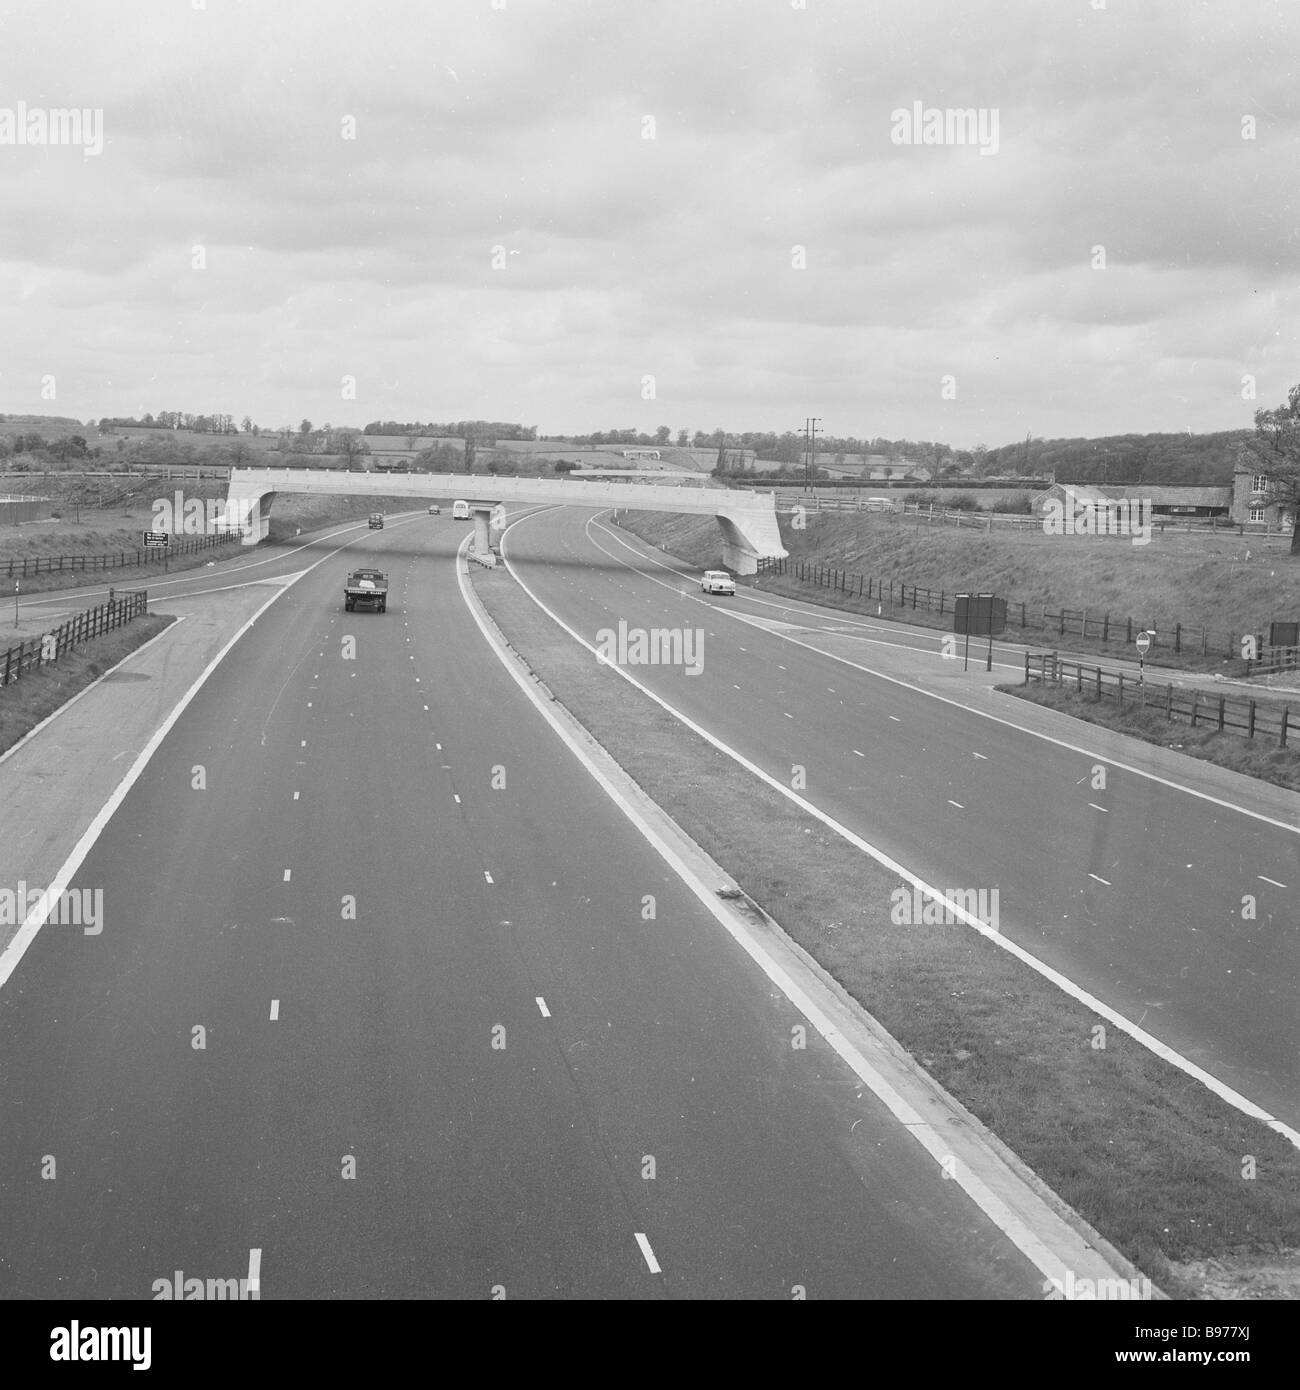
(300, 740, 307, 747)
(852, 749, 864, 757)
(783, 711, 793, 719)
(269, 999, 280, 1021)
(247, 1248, 262, 1295)
(435, 742, 442, 750)
(283, 869, 291, 882)
(1089, 802, 1108, 813)
(733, 684, 741, 690)
(634, 1233, 661, 1274)
(1087, 873, 1111, 886)
(307, 702, 312, 708)
(947, 800, 964, 809)
(484, 870, 494, 884)
(453, 794, 461, 804)
(972, 751, 988, 760)
(293, 791, 300, 801)
(536, 997, 550, 1018)
(1258, 875, 1287, 888)
(424, 705, 429, 711)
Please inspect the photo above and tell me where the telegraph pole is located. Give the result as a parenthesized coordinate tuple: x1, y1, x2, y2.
(800, 417, 822, 488)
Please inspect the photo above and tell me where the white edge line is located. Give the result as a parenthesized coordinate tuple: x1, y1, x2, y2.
(247, 1247, 261, 1295)
(0, 540, 345, 990)
(460, 535, 1112, 1292)
(0, 613, 191, 768)
(583, 513, 1300, 839)
(494, 514, 1300, 1154)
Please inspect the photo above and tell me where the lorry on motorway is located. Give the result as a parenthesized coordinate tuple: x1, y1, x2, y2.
(344, 568, 389, 613)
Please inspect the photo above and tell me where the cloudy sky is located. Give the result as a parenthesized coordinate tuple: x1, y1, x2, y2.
(0, 0, 1295, 448)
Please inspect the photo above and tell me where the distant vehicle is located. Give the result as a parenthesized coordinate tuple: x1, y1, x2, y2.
(864, 497, 893, 512)
(368, 513, 384, 529)
(344, 568, 389, 613)
(452, 500, 471, 520)
(428, 503, 440, 515)
(701, 569, 735, 595)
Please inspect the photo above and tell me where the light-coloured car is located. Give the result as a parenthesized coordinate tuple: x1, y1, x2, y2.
(428, 504, 440, 514)
(864, 497, 893, 512)
(368, 513, 384, 529)
(701, 569, 736, 595)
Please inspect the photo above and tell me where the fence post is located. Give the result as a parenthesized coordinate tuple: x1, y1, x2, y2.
(1126, 616, 1132, 643)
(1190, 692, 1198, 727)
(1102, 612, 1109, 643)
(1165, 685, 1173, 719)
(1175, 622, 1182, 655)
(1247, 700, 1256, 739)
(1282, 706, 1290, 748)
(1218, 697, 1225, 731)
(1118, 672, 1124, 704)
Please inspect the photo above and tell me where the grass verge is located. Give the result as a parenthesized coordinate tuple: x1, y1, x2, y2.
(469, 559, 1300, 1300)
(1002, 683, 1300, 792)
(0, 614, 174, 756)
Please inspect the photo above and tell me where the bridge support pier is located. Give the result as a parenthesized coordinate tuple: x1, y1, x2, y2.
(471, 506, 497, 566)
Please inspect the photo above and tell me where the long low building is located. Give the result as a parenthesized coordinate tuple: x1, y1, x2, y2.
(1030, 465, 1295, 529)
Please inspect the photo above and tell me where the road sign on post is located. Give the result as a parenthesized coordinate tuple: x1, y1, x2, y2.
(143, 532, 170, 547)
(1135, 629, 1151, 684)
(954, 594, 1007, 671)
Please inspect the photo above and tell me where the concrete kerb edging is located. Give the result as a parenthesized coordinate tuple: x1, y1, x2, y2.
(455, 538, 1164, 1301)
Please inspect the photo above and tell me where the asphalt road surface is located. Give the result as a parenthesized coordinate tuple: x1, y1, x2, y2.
(0, 514, 1046, 1298)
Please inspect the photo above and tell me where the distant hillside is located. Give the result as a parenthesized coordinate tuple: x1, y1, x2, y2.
(984, 429, 1252, 486)
(0, 414, 88, 434)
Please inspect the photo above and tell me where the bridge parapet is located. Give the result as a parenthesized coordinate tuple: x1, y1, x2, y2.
(224, 469, 787, 572)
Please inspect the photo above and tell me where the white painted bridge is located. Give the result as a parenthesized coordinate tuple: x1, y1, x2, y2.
(223, 468, 788, 574)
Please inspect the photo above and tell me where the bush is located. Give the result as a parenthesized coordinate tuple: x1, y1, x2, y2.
(947, 492, 978, 511)
(1001, 491, 1035, 515)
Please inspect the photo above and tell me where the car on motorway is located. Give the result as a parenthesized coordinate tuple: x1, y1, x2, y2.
(428, 503, 440, 514)
(368, 513, 384, 528)
(452, 500, 471, 520)
(864, 496, 894, 512)
(701, 569, 736, 595)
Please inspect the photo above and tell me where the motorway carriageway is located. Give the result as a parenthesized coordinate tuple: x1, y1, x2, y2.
(500, 507, 1300, 1133)
(0, 513, 1045, 1298)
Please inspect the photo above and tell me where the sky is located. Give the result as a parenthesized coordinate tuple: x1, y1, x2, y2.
(0, 0, 1295, 450)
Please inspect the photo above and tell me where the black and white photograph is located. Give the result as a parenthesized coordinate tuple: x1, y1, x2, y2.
(0, 0, 1296, 1354)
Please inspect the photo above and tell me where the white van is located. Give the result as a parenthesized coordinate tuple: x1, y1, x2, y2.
(452, 500, 471, 520)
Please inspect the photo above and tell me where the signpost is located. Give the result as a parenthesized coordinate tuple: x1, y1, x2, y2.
(1135, 629, 1151, 685)
(954, 594, 1008, 671)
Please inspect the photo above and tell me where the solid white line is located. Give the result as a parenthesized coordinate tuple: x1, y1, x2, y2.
(1087, 873, 1111, 886)
(582, 513, 1300, 838)
(888, 715, 901, 722)
(972, 752, 988, 760)
(634, 1233, 661, 1274)
(947, 800, 964, 809)
(852, 749, 864, 756)
(1089, 803, 1108, 813)
(269, 999, 279, 1020)
(1258, 875, 1287, 888)
(536, 996, 550, 1018)
(0, 576, 302, 990)
(493, 516, 1300, 1152)
(247, 1248, 261, 1295)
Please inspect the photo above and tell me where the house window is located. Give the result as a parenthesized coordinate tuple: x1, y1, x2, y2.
(1249, 506, 1268, 523)
(1251, 474, 1270, 494)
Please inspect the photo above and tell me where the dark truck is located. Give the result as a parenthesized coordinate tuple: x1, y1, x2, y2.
(344, 568, 389, 613)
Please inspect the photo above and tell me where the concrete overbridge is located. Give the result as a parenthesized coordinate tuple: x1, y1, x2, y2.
(222, 468, 787, 574)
